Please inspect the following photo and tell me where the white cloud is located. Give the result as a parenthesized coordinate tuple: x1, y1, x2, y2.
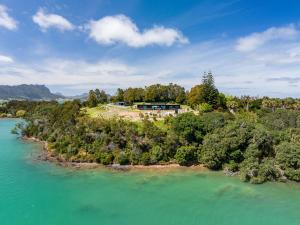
(2, 38, 300, 97)
(86, 14, 188, 47)
(32, 8, 74, 31)
(2, 24, 300, 97)
(0, 59, 140, 88)
(236, 24, 299, 52)
(0, 54, 13, 63)
(0, 5, 17, 30)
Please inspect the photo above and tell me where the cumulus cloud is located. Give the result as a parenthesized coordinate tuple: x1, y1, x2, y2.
(236, 24, 299, 52)
(2, 23, 300, 97)
(86, 14, 188, 47)
(3, 37, 300, 97)
(32, 8, 74, 31)
(0, 54, 13, 63)
(0, 5, 17, 30)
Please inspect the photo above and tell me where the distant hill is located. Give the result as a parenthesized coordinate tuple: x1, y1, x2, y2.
(0, 85, 64, 100)
(67, 93, 89, 101)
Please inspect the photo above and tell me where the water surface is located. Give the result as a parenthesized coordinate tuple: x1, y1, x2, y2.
(1, 119, 300, 225)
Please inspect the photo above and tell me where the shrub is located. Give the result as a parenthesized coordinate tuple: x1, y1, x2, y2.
(16, 110, 26, 117)
(140, 152, 151, 165)
(170, 113, 205, 144)
(99, 152, 114, 165)
(197, 103, 213, 113)
(115, 151, 130, 165)
(175, 146, 197, 166)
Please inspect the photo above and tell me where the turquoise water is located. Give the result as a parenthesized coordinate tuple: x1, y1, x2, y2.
(1, 119, 300, 225)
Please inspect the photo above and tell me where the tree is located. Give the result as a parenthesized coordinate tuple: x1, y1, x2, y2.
(187, 72, 219, 108)
(123, 88, 144, 104)
(113, 88, 124, 102)
(217, 93, 227, 109)
(99, 90, 108, 103)
(262, 98, 280, 112)
(87, 90, 98, 108)
(226, 96, 239, 114)
(197, 103, 213, 113)
(200, 120, 254, 169)
(275, 142, 300, 181)
(95, 89, 108, 104)
(170, 113, 205, 144)
(282, 97, 294, 109)
(187, 84, 205, 108)
(167, 83, 186, 103)
(293, 99, 300, 110)
(144, 84, 169, 102)
(202, 71, 219, 107)
(175, 146, 197, 166)
(240, 95, 252, 112)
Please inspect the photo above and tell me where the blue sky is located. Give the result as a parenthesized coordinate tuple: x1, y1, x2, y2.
(1, 0, 300, 96)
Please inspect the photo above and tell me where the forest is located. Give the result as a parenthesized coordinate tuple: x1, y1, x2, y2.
(1, 72, 300, 184)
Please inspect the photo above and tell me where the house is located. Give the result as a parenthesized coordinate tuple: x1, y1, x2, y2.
(137, 103, 180, 111)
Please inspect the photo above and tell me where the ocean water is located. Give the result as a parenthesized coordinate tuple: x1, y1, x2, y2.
(1, 119, 300, 225)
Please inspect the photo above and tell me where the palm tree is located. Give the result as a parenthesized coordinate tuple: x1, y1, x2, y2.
(262, 98, 279, 112)
(241, 95, 253, 111)
(226, 96, 239, 114)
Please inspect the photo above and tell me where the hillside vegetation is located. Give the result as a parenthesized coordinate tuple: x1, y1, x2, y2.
(3, 72, 300, 184)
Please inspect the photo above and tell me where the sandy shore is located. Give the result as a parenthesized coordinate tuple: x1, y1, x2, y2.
(22, 136, 207, 171)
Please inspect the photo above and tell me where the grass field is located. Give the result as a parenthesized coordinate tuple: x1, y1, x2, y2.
(83, 103, 192, 123)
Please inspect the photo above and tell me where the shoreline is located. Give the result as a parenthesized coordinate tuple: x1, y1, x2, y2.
(22, 136, 208, 171)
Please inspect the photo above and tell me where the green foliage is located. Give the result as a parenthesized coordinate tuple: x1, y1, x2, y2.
(86, 89, 108, 107)
(200, 120, 254, 169)
(140, 152, 151, 165)
(202, 71, 219, 107)
(275, 142, 300, 181)
(201, 112, 232, 133)
(217, 93, 227, 109)
(87, 90, 98, 108)
(175, 146, 198, 166)
(149, 145, 164, 164)
(110, 83, 186, 104)
(259, 109, 300, 130)
(225, 160, 239, 172)
(123, 88, 144, 104)
(95, 89, 108, 104)
(115, 151, 130, 165)
(170, 113, 205, 144)
(8, 93, 300, 184)
(187, 72, 219, 108)
(226, 96, 239, 113)
(99, 152, 114, 165)
(113, 88, 125, 102)
(187, 84, 204, 108)
(197, 103, 213, 113)
(16, 110, 26, 117)
(144, 83, 186, 103)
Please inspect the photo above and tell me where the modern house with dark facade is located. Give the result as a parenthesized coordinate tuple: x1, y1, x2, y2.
(137, 103, 180, 110)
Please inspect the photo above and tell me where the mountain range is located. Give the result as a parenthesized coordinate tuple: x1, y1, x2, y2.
(0, 85, 63, 100)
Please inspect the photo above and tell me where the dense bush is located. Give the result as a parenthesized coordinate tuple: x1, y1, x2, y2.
(6, 99, 299, 184)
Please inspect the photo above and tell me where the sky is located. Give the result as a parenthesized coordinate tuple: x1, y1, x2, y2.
(1, 0, 300, 97)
